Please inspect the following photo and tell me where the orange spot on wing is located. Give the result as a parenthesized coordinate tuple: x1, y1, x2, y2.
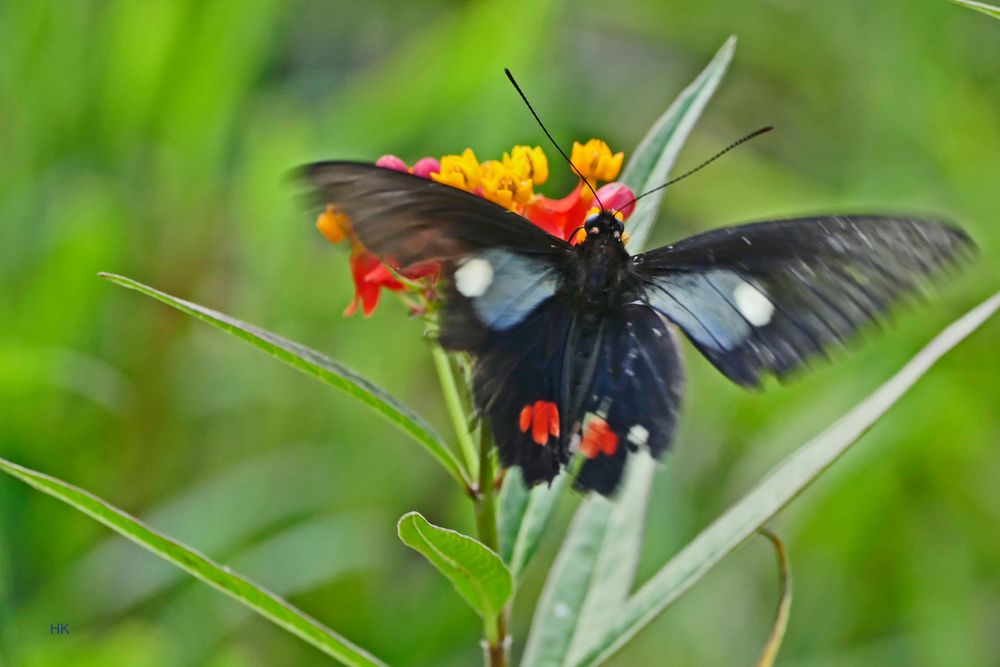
(580, 417, 619, 458)
(531, 401, 549, 445)
(519, 405, 533, 433)
(518, 401, 560, 446)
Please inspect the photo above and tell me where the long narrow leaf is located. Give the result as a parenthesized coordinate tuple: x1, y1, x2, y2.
(619, 35, 736, 251)
(0, 456, 386, 667)
(498, 468, 568, 582)
(100, 272, 467, 487)
(572, 291, 1000, 666)
(951, 0, 1000, 19)
(566, 455, 656, 663)
(520, 498, 612, 666)
(521, 455, 655, 667)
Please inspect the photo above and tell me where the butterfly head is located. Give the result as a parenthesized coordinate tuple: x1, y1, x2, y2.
(575, 207, 629, 245)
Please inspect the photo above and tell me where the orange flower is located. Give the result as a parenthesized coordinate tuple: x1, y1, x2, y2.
(571, 139, 624, 185)
(431, 149, 482, 191)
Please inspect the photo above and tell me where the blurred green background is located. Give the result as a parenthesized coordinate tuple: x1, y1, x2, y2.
(1, 1, 998, 665)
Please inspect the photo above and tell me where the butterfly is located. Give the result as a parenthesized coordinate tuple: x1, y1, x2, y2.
(303, 79, 973, 496)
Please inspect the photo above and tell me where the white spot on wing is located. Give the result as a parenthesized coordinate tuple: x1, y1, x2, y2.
(455, 257, 494, 297)
(733, 281, 774, 326)
(627, 424, 649, 447)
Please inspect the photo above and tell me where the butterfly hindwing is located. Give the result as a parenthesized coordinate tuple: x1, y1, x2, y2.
(470, 295, 578, 485)
(573, 304, 685, 494)
(633, 215, 973, 386)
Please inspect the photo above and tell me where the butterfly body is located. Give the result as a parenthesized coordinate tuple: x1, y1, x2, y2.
(306, 161, 973, 495)
(570, 212, 636, 312)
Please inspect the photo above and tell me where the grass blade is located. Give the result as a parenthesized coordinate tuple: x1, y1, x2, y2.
(0, 456, 387, 667)
(100, 272, 468, 487)
(571, 291, 1000, 666)
(951, 0, 1000, 19)
(619, 35, 736, 251)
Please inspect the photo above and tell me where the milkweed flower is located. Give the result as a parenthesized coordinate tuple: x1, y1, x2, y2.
(316, 140, 635, 316)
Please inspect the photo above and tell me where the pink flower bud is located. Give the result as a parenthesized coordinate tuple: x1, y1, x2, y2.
(411, 157, 441, 179)
(595, 182, 636, 220)
(375, 154, 409, 172)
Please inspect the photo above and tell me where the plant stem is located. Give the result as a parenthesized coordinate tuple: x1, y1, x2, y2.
(474, 424, 508, 667)
(474, 425, 499, 551)
(431, 345, 479, 481)
(434, 345, 507, 666)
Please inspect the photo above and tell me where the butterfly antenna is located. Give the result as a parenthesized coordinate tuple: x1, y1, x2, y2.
(505, 68, 605, 211)
(615, 126, 773, 216)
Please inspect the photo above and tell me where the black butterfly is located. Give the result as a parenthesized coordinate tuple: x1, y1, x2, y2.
(303, 151, 972, 495)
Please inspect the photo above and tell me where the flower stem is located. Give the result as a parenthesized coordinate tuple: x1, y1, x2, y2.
(475, 424, 507, 667)
(431, 345, 479, 481)
(474, 425, 499, 552)
(433, 345, 507, 666)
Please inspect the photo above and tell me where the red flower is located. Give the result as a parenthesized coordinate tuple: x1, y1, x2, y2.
(344, 251, 440, 317)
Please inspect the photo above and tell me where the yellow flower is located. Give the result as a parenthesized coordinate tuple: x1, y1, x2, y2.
(431, 148, 481, 191)
(570, 139, 624, 183)
(502, 145, 548, 186)
(480, 159, 533, 210)
(316, 204, 351, 245)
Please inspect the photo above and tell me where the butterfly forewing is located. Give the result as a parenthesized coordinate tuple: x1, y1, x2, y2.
(305, 162, 569, 265)
(632, 215, 974, 386)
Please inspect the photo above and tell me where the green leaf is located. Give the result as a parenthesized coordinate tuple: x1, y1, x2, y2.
(521, 454, 656, 667)
(396, 512, 512, 640)
(0, 456, 386, 667)
(951, 0, 1000, 19)
(619, 35, 736, 252)
(497, 468, 530, 564)
(571, 291, 1000, 666)
(498, 467, 568, 582)
(754, 530, 792, 667)
(100, 272, 468, 487)
(521, 37, 737, 667)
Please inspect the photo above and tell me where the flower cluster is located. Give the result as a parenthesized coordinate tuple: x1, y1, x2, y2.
(317, 140, 636, 316)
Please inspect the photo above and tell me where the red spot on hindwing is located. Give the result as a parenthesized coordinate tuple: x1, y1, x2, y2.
(580, 417, 619, 458)
(517, 400, 560, 446)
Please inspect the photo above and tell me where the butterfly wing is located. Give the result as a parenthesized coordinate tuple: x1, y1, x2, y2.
(304, 161, 569, 265)
(572, 303, 685, 494)
(632, 215, 974, 386)
(306, 161, 572, 348)
(471, 295, 579, 485)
